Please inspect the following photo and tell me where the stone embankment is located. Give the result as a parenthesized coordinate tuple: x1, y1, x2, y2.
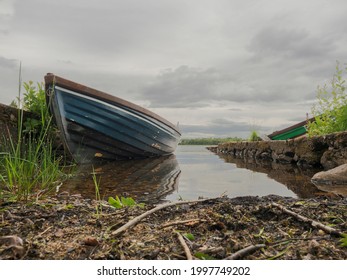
(0, 103, 21, 142)
(209, 131, 347, 170)
(0, 103, 41, 146)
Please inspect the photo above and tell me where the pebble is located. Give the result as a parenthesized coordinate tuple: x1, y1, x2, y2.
(82, 236, 99, 246)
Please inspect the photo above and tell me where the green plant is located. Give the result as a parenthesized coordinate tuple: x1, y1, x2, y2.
(307, 62, 347, 136)
(10, 81, 50, 133)
(0, 128, 65, 201)
(194, 252, 216, 260)
(108, 196, 145, 209)
(340, 234, 347, 247)
(249, 130, 260, 141)
(0, 80, 66, 202)
(183, 233, 195, 241)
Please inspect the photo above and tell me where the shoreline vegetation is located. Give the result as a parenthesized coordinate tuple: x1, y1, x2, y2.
(179, 137, 243, 145)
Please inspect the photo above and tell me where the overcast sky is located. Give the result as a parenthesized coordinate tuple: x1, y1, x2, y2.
(1, 0, 346, 138)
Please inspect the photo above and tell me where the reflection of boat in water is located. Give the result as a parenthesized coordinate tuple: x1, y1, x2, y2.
(60, 154, 181, 203)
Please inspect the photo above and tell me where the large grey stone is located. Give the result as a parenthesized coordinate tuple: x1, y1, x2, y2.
(311, 164, 347, 185)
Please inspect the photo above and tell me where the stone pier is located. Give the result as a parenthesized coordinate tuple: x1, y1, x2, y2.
(209, 131, 347, 170)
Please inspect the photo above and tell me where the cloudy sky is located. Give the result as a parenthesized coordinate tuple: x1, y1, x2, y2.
(0, 0, 346, 138)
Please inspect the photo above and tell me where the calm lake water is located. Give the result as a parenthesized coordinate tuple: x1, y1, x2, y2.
(60, 145, 326, 203)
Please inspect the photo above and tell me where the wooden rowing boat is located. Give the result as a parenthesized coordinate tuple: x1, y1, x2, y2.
(45, 73, 181, 163)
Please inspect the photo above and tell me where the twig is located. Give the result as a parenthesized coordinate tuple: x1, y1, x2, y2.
(38, 226, 53, 236)
(270, 235, 331, 247)
(171, 253, 186, 260)
(271, 202, 344, 237)
(198, 246, 225, 255)
(224, 244, 266, 260)
(111, 198, 212, 236)
(225, 235, 332, 260)
(160, 218, 205, 229)
(175, 231, 193, 260)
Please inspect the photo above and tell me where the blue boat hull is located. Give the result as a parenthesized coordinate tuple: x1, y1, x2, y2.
(45, 74, 181, 163)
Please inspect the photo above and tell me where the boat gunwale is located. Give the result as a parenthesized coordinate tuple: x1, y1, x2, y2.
(44, 73, 181, 135)
(268, 117, 315, 140)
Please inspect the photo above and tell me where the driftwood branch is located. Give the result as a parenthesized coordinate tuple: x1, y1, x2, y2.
(271, 202, 344, 237)
(224, 244, 266, 260)
(160, 218, 205, 229)
(111, 198, 212, 236)
(175, 231, 193, 260)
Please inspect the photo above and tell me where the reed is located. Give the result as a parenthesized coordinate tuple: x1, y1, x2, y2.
(92, 166, 103, 217)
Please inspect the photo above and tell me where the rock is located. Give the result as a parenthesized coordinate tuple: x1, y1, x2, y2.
(308, 240, 320, 255)
(0, 235, 25, 259)
(321, 148, 347, 170)
(214, 131, 347, 169)
(82, 236, 99, 246)
(313, 184, 347, 197)
(311, 164, 347, 185)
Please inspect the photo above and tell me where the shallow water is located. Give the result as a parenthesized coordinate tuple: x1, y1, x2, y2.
(59, 145, 326, 202)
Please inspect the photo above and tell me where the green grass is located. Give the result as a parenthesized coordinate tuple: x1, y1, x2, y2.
(0, 81, 68, 202)
(0, 136, 65, 201)
(108, 196, 145, 209)
(92, 166, 103, 217)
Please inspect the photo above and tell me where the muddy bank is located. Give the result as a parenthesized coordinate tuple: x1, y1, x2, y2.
(210, 131, 347, 170)
(1, 194, 346, 260)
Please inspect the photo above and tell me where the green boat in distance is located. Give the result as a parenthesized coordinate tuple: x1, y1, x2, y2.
(45, 73, 181, 163)
(268, 117, 315, 140)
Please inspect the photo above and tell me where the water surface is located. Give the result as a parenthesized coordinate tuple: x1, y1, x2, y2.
(60, 145, 325, 202)
(165, 145, 321, 201)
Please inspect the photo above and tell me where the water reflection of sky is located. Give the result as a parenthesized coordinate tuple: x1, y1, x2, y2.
(165, 145, 296, 201)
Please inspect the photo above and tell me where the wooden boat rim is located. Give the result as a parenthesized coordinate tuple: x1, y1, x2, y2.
(268, 117, 315, 139)
(44, 73, 181, 134)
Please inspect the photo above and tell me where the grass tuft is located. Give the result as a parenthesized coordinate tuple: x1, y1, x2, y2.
(0, 80, 68, 202)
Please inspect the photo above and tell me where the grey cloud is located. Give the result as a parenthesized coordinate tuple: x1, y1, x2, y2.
(181, 118, 273, 138)
(11, 0, 192, 55)
(141, 64, 311, 108)
(142, 66, 221, 108)
(2, 0, 347, 139)
(248, 27, 336, 61)
(0, 56, 17, 69)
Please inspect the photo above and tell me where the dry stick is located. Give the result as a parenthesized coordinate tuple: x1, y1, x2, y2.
(199, 246, 225, 255)
(111, 198, 213, 236)
(38, 226, 53, 236)
(175, 231, 193, 260)
(160, 218, 206, 229)
(224, 244, 266, 260)
(271, 202, 344, 237)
